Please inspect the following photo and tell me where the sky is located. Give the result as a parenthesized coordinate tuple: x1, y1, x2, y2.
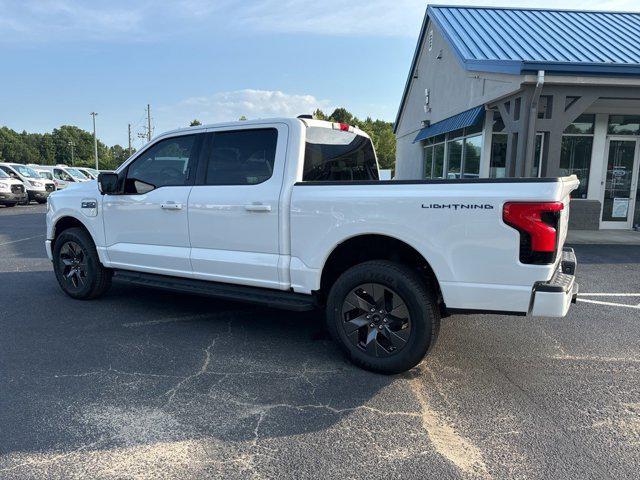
(2, 0, 640, 148)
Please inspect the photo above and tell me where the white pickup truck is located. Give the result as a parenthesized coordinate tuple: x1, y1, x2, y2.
(45, 118, 579, 373)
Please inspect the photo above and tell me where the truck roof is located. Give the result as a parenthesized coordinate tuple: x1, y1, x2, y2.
(157, 117, 370, 141)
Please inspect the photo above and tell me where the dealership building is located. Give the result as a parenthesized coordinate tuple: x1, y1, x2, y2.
(395, 6, 640, 230)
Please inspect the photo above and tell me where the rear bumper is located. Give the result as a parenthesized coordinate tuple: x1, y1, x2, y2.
(530, 247, 578, 317)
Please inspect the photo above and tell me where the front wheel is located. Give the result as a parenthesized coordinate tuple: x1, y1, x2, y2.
(2, 202, 17, 207)
(326, 260, 440, 374)
(53, 227, 112, 300)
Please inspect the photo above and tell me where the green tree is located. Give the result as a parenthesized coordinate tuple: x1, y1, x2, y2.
(109, 144, 133, 168)
(312, 109, 327, 120)
(328, 108, 354, 125)
(190, 119, 202, 126)
(0, 107, 397, 172)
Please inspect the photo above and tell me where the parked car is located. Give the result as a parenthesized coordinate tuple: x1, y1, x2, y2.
(30, 167, 63, 190)
(0, 167, 28, 206)
(36, 165, 91, 188)
(0, 163, 55, 203)
(45, 118, 579, 373)
(76, 167, 99, 180)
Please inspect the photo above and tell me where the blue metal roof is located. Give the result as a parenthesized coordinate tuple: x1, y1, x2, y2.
(429, 6, 640, 75)
(413, 106, 484, 143)
(394, 6, 640, 133)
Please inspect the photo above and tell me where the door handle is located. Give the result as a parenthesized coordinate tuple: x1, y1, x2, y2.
(161, 202, 183, 210)
(244, 203, 271, 212)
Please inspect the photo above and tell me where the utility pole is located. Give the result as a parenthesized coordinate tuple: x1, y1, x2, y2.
(128, 123, 132, 157)
(68, 141, 75, 166)
(90, 112, 99, 170)
(146, 104, 152, 142)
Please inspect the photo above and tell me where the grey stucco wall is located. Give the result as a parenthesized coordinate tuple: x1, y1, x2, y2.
(395, 21, 522, 179)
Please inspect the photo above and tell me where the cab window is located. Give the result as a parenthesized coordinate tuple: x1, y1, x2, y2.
(203, 129, 277, 186)
(303, 127, 378, 181)
(125, 135, 196, 194)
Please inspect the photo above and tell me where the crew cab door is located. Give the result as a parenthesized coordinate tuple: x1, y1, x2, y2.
(188, 124, 287, 289)
(103, 133, 201, 275)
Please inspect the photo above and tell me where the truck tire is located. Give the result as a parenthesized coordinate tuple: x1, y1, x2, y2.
(53, 227, 112, 300)
(326, 260, 440, 374)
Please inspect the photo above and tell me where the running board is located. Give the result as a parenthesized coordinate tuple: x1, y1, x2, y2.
(114, 270, 317, 311)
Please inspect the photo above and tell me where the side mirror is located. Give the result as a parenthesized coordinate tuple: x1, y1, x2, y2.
(97, 172, 120, 195)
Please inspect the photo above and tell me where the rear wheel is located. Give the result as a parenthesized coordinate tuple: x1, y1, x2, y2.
(3, 202, 17, 207)
(326, 260, 440, 374)
(36, 199, 47, 204)
(53, 227, 112, 299)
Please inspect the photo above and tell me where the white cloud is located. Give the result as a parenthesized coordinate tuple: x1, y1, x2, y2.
(232, 0, 640, 37)
(0, 0, 145, 41)
(156, 89, 332, 130)
(1, 0, 640, 42)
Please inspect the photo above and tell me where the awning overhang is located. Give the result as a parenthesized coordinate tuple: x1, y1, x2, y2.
(413, 106, 485, 143)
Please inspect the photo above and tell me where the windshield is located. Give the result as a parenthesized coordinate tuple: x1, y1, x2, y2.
(67, 168, 88, 179)
(38, 171, 54, 180)
(303, 127, 379, 181)
(80, 168, 98, 179)
(12, 164, 39, 178)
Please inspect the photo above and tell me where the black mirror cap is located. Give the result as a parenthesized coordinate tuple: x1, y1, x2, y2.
(97, 172, 120, 195)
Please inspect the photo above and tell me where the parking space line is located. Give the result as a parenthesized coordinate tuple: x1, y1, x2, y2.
(0, 234, 44, 247)
(577, 298, 640, 309)
(580, 293, 640, 297)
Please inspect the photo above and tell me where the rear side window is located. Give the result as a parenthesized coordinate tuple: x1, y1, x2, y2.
(204, 128, 277, 185)
(303, 127, 379, 181)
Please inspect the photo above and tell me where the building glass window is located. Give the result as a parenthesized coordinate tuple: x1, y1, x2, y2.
(463, 135, 482, 178)
(489, 134, 507, 178)
(560, 136, 593, 199)
(424, 146, 433, 178)
(564, 114, 595, 135)
(447, 137, 463, 178)
(433, 143, 445, 178)
(608, 115, 640, 135)
(422, 124, 483, 180)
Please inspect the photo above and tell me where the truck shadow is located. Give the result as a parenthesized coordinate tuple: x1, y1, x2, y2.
(1, 273, 397, 459)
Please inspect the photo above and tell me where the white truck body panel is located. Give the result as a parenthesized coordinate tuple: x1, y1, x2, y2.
(46, 117, 578, 317)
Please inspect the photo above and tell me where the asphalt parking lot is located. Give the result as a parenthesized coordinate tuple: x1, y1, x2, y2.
(1, 204, 639, 479)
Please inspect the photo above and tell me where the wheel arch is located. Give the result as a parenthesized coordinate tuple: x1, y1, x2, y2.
(318, 233, 442, 305)
(51, 215, 92, 250)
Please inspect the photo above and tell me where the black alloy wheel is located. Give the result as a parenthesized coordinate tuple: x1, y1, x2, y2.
(326, 260, 440, 374)
(53, 227, 112, 300)
(58, 241, 88, 292)
(341, 283, 411, 357)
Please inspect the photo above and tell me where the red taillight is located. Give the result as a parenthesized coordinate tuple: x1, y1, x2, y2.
(339, 123, 350, 131)
(503, 202, 564, 261)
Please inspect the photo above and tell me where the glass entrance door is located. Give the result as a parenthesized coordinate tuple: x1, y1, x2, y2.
(601, 138, 640, 229)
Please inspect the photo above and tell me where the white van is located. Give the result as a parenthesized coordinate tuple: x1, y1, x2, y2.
(31, 167, 67, 190)
(37, 165, 91, 187)
(0, 163, 55, 204)
(76, 167, 99, 180)
(0, 167, 28, 206)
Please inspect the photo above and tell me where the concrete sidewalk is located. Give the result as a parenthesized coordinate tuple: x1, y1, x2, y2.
(567, 229, 640, 245)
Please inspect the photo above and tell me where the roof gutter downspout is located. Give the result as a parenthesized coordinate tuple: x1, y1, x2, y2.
(524, 70, 545, 177)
